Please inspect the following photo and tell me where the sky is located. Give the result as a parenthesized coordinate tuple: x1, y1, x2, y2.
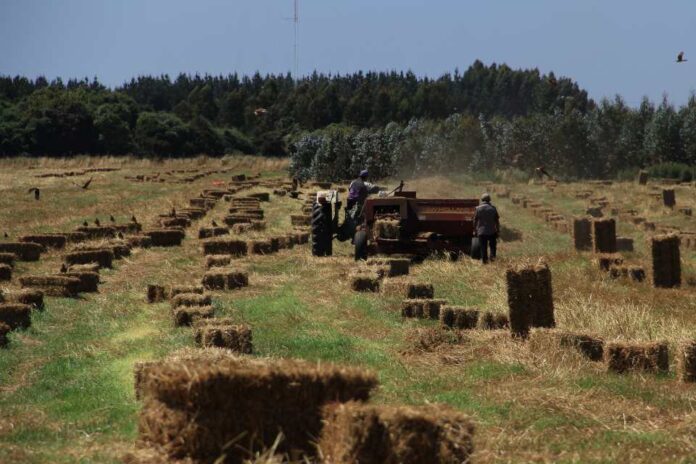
(0, 0, 694, 106)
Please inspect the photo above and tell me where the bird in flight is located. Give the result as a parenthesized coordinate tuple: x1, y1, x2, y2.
(677, 51, 687, 63)
(28, 187, 40, 200)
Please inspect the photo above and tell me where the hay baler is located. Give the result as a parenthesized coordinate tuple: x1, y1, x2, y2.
(311, 185, 480, 260)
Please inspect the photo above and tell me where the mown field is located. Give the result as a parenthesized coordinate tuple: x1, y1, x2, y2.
(1, 157, 696, 463)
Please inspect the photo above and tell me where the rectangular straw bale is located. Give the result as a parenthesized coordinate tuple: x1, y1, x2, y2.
(439, 306, 479, 329)
(170, 293, 211, 308)
(231, 223, 252, 234)
(0, 304, 32, 330)
(7, 289, 44, 310)
(75, 226, 116, 239)
(506, 265, 536, 338)
(64, 249, 114, 269)
(147, 285, 167, 303)
(592, 218, 617, 253)
(407, 283, 434, 299)
(292, 231, 310, 244)
(223, 214, 255, 226)
(532, 262, 555, 328)
(0, 264, 11, 281)
(248, 239, 273, 255)
(616, 237, 634, 252)
(194, 321, 253, 353)
(178, 208, 206, 220)
(651, 234, 681, 288)
(480, 312, 509, 330)
(572, 218, 592, 251)
(19, 234, 66, 249)
(161, 217, 190, 229)
(202, 239, 248, 257)
(529, 329, 604, 361)
(145, 229, 185, 247)
(173, 306, 214, 327)
(350, 271, 381, 292)
(0, 242, 44, 261)
(605, 341, 669, 374)
(247, 192, 270, 201)
(19, 275, 81, 297)
(197, 227, 229, 239)
(202, 270, 249, 290)
(663, 189, 676, 207)
(169, 285, 204, 298)
(136, 352, 377, 462)
(319, 402, 474, 464)
(637, 170, 648, 185)
(127, 235, 152, 249)
(0, 253, 15, 267)
(677, 341, 696, 382)
(63, 271, 100, 293)
(597, 254, 623, 271)
(291, 214, 311, 226)
(373, 219, 400, 239)
(401, 299, 447, 319)
(0, 322, 9, 348)
(205, 255, 232, 269)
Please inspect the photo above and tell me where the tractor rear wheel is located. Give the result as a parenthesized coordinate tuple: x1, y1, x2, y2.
(354, 230, 368, 261)
(470, 236, 481, 260)
(311, 202, 333, 256)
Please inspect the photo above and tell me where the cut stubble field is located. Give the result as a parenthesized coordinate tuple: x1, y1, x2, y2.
(1, 157, 696, 463)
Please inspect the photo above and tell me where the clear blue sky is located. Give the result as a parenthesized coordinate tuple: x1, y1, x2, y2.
(0, 0, 694, 105)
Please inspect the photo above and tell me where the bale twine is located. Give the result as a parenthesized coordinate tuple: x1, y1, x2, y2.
(319, 402, 474, 464)
(572, 218, 592, 251)
(202, 239, 248, 257)
(136, 352, 377, 462)
(0, 242, 44, 261)
(605, 341, 668, 374)
(198, 227, 229, 239)
(651, 234, 681, 288)
(147, 285, 167, 303)
(401, 299, 447, 319)
(663, 189, 676, 208)
(193, 319, 253, 353)
(64, 249, 114, 269)
(19, 234, 67, 249)
(440, 306, 479, 329)
(19, 275, 81, 297)
(592, 218, 617, 253)
(677, 341, 696, 383)
(145, 229, 185, 247)
(0, 264, 11, 281)
(0, 304, 32, 330)
(202, 270, 249, 290)
(173, 306, 215, 327)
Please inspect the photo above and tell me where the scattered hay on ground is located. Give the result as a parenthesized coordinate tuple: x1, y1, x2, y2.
(205, 255, 232, 269)
(529, 329, 604, 361)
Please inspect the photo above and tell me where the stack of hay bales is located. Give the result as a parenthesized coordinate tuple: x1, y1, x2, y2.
(0, 242, 44, 261)
(663, 189, 676, 208)
(19, 275, 81, 297)
(439, 306, 479, 329)
(572, 217, 592, 251)
(135, 352, 377, 462)
(145, 229, 185, 247)
(651, 234, 681, 288)
(319, 403, 474, 464)
(19, 234, 67, 249)
(197, 226, 229, 239)
(193, 319, 253, 353)
(201, 270, 249, 290)
(64, 249, 114, 269)
(373, 219, 400, 239)
(0, 303, 32, 330)
(6, 289, 44, 310)
(401, 299, 447, 319)
(505, 262, 555, 338)
(480, 312, 510, 330)
(170, 293, 214, 327)
(202, 239, 248, 257)
(605, 341, 668, 374)
(247, 239, 273, 255)
(677, 341, 696, 382)
(592, 218, 617, 253)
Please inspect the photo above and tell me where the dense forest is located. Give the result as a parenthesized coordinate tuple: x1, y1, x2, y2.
(1, 61, 695, 179)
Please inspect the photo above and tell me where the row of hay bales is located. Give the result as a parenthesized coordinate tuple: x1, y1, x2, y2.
(128, 350, 475, 464)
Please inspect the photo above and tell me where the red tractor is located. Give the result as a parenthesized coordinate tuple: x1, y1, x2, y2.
(311, 183, 481, 260)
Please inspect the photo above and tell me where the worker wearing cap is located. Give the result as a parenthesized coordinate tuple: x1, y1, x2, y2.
(473, 193, 500, 264)
(347, 170, 370, 210)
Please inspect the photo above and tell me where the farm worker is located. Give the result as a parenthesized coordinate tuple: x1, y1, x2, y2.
(473, 193, 500, 264)
(347, 169, 370, 210)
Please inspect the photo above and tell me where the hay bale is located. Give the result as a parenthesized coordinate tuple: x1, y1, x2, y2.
(7, 289, 44, 310)
(170, 285, 204, 298)
(350, 271, 381, 292)
(597, 253, 623, 271)
(586, 206, 603, 218)
(609, 265, 646, 282)
(533, 262, 555, 328)
(273, 188, 287, 196)
(205, 255, 232, 269)
(592, 218, 617, 253)
(63, 271, 100, 293)
(0, 264, 11, 281)
(637, 170, 648, 185)
(19, 234, 67, 249)
(197, 227, 229, 239)
(64, 249, 114, 269)
(407, 283, 434, 299)
(161, 217, 191, 229)
(67, 263, 100, 273)
(0, 304, 31, 330)
(530, 329, 604, 361)
(19, 275, 81, 297)
(248, 239, 273, 255)
(202, 270, 249, 290)
(247, 192, 270, 201)
(401, 299, 447, 319)
(0, 253, 15, 267)
(616, 237, 634, 252)
(173, 306, 214, 327)
(194, 320, 253, 353)
(179, 208, 206, 220)
(374, 219, 400, 239)
(147, 285, 167, 303)
(291, 214, 311, 227)
(171, 293, 211, 309)
(677, 341, 696, 382)
(223, 214, 255, 226)
(75, 226, 116, 239)
(663, 189, 676, 207)
(651, 234, 681, 288)
(146, 229, 185, 247)
(366, 257, 410, 277)
(506, 262, 555, 337)
(439, 306, 479, 329)
(127, 235, 153, 249)
(605, 341, 669, 374)
(319, 402, 474, 464)
(202, 239, 248, 257)
(292, 231, 310, 244)
(679, 207, 692, 217)
(231, 223, 252, 234)
(0, 322, 9, 348)
(572, 218, 592, 251)
(480, 312, 509, 330)
(0, 242, 44, 261)
(136, 352, 377, 462)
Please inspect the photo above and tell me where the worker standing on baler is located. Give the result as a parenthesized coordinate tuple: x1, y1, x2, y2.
(347, 169, 370, 211)
(473, 193, 500, 264)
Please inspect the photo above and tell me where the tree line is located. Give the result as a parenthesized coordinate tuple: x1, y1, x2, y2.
(1, 61, 695, 180)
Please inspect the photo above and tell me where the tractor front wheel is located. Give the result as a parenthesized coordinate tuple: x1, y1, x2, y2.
(354, 230, 368, 261)
(312, 202, 333, 256)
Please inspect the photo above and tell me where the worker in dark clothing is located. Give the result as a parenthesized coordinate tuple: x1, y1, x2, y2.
(473, 193, 500, 264)
(347, 170, 370, 210)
